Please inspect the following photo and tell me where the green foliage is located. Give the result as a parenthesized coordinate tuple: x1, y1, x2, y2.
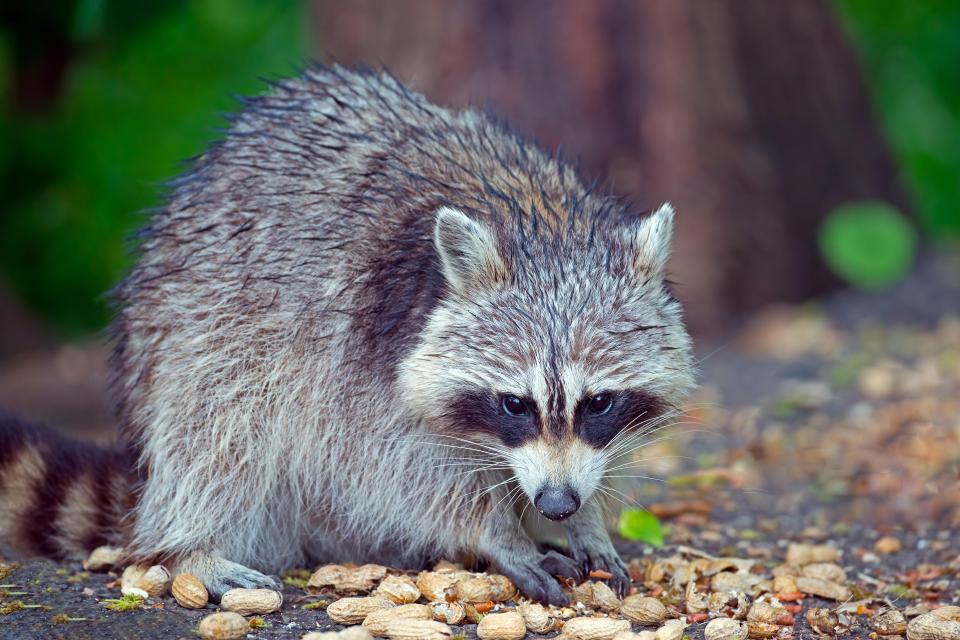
(834, 0, 960, 238)
(0, 1, 307, 335)
(617, 508, 664, 547)
(818, 201, 917, 289)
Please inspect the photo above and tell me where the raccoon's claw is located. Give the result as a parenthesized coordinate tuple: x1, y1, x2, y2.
(539, 550, 584, 582)
(573, 549, 630, 596)
(499, 560, 570, 606)
(175, 554, 281, 601)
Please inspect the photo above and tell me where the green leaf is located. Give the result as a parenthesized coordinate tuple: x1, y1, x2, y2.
(617, 508, 664, 546)
(818, 201, 917, 290)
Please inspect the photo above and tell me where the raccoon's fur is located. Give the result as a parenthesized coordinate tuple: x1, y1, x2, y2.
(0, 65, 695, 604)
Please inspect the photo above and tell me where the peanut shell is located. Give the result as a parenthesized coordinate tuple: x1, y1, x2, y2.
(328, 596, 395, 624)
(172, 572, 209, 609)
(621, 595, 667, 624)
(561, 616, 631, 640)
(220, 587, 282, 615)
(431, 601, 466, 625)
(197, 611, 248, 640)
(135, 564, 171, 598)
(385, 619, 453, 640)
(705, 619, 748, 640)
(83, 546, 124, 572)
(518, 601, 555, 634)
(364, 604, 433, 636)
(376, 575, 421, 604)
(303, 630, 373, 640)
(477, 611, 527, 640)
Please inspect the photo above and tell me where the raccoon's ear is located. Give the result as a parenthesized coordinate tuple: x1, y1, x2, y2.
(434, 207, 507, 293)
(629, 202, 675, 275)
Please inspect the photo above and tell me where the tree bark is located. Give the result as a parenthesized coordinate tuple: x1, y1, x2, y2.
(309, 0, 907, 337)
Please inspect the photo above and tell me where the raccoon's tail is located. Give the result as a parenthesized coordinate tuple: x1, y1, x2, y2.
(0, 412, 137, 560)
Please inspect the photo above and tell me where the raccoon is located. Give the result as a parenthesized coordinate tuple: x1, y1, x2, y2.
(0, 65, 695, 604)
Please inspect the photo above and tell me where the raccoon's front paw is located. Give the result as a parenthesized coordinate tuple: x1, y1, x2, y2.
(175, 553, 281, 601)
(571, 547, 630, 596)
(539, 549, 584, 582)
(498, 557, 570, 606)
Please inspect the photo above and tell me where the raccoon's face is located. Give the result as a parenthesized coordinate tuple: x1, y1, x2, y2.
(399, 203, 695, 521)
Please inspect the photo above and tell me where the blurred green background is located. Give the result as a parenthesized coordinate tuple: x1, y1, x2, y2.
(0, 0, 957, 337)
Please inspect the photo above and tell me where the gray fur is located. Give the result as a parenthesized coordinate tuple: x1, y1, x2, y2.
(108, 65, 696, 602)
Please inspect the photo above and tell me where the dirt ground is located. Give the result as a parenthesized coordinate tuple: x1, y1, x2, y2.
(1, 250, 958, 640)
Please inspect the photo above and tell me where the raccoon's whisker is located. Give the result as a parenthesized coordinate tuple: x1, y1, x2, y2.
(602, 454, 694, 474)
(604, 412, 686, 458)
(470, 475, 518, 503)
(384, 432, 510, 458)
(490, 483, 523, 515)
(503, 485, 526, 517)
(402, 440, 514, 461)
(430, 434, 517, 459)
(430, 456, 511, 467)
(601, 411, 677, 459)
(592, 484, 632, 510)
(448, 465, 515, 479)
(601, 474, 666, 483)
(596, 483, 646, 509)
(613, 426, 713, 456)
(607, 418, 707, 454)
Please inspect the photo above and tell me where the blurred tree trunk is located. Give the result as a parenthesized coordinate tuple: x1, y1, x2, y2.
(309, 0, 907, 337)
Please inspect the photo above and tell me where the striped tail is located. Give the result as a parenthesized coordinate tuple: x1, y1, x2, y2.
(0, 412, 136, 560)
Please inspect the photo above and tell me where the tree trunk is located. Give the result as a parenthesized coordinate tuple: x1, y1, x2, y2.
(309, 0, 907, 337)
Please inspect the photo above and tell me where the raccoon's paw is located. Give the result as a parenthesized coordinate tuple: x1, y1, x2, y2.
(175, 554, 281, 601)
(571, 547, 630, 597)
(539, 549, 584, 582)
(497, 557, 570, 606)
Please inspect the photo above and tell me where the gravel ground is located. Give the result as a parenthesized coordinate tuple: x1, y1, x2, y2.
(1, 250, 958, 640)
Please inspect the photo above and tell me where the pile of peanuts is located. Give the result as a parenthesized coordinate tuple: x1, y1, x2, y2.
(87, 542, 958, 640)
(296, 560, 685, 640)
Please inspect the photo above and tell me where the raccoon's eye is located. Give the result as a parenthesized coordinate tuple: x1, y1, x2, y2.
(501, 395, 530, 417)
(587, 393, 613, 415)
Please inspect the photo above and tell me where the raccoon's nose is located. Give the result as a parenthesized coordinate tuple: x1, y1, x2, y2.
(534, 485, 581, 521)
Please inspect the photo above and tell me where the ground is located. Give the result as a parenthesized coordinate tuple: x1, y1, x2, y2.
(1, 251, 958, 640)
